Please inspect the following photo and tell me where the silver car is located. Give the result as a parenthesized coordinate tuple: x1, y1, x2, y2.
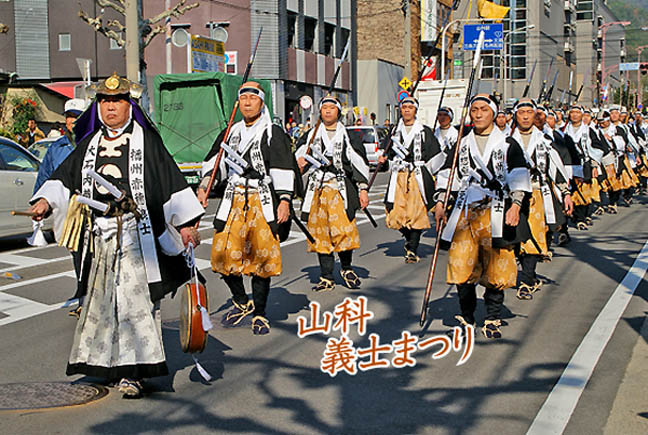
(0, 136, 50, 238)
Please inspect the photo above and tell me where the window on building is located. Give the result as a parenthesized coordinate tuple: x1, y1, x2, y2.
(339, 28, 350, 58)
(324, 23, 335, 56)
(304, 17, 317, 52)
(287, 12, 297, 48)
(58, 33, 71, 51)
(110, 33, 122, 50)
(576, 0, 593, 21)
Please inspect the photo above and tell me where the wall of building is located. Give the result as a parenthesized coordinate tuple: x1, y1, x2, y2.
(0, 0, 17, 74)
(356, 0, 420, 80)
(357, 59, 403, 124)
(49, 0, 125, 80)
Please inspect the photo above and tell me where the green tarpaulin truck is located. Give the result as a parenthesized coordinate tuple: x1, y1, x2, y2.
(153, 72, 273, 185)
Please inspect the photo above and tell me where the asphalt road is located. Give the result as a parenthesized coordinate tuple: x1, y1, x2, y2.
(1, 172, 647, 434)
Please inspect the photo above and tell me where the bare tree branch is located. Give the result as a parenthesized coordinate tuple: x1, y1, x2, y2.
(147, 0, 199, 25)
(106, 19, 125, 32)
(0, 23, 9, 34)
(78, 9, 125, 47)
(97, 0, 125, 15)
(142, 25, 166, 47)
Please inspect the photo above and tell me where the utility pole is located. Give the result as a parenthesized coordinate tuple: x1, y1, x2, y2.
(599, 21, 630, 105)
(166, 0, 172, 74)
(404, 0, 411, 78)
(125, 0, 139, 82)
(637, 45, 648, 109)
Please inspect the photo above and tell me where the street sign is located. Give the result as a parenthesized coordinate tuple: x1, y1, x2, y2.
(397, 90, 410, 102)
(620, 62, 640, 71)
(639, 103, 643, 110)
(463, 24, 503, 51)
(190, 35, 225, 73)
(299, 95, 313, 110)
(399, 76, 413, 91)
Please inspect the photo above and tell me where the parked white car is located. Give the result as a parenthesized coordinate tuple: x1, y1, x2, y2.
(0, 136, 51, 238)
(346, 125, 388, 168)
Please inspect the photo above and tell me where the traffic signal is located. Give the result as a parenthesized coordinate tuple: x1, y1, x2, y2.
(641, 64, 648, 76)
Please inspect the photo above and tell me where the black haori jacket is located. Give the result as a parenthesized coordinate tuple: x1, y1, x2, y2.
(295, 124, 369, 222)
(203, 122, 297, 242)
(435, 127, 532, 250)
(31, 102, 204, 303)
(509, 127, 571, 231)
(563, 123, 605, 182)
(382, 122, 442, 212)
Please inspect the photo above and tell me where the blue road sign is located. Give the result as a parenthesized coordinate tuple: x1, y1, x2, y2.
(463, 24, 503, 51)
(397, 90, 410, 102)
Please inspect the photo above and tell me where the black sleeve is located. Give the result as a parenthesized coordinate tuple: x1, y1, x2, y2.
(505, 137, 529, 170)
(561, 133, 582, 165)
(589, 129, 606, 152)
(347, 131, 370, 186)
(267, 125, 297, 197)
(422, 126, 442, 161)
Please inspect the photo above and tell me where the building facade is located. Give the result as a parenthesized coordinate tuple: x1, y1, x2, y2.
(2, 0, 357, 124)
(356, 0, 453, 124)
(453, 0, 625, 108)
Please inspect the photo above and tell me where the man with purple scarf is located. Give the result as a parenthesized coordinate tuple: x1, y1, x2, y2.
(28, 74, 204, 398)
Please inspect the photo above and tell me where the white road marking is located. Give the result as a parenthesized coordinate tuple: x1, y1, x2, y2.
(0, 256, 69, 275)
(0, 186, 389, 326)
(0, 293, 67, 327)
(527, 239, 648, 435)
(0, 253, 50, 267)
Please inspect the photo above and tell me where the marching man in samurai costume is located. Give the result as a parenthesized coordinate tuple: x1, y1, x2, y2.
(378, 96, 443, 263)
(295, 96, 370, 292)
(29, 74, 204, 398)
(594, 110, 623, 212)
(509, 98, 573, 300)
(434, 106, 458, 154)
(563, 104, 605, 230)
(434, 94, 531, 339)
(607, 106, 640, 207)
(197, 82, 295, 335)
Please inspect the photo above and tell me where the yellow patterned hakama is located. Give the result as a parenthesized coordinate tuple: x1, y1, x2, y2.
(572, 179, 592, 206)
(306, 185, 361, 254)
(519, 189, 548, 256)
(602, 164, 623, 192)
(211, 191, 282, 278)
(638, 155, 648, 178)
(385, 171, 431, 230)
(447, 207, 517, 290)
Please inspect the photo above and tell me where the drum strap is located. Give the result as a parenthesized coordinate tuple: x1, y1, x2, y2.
(184, 243, 213, 382)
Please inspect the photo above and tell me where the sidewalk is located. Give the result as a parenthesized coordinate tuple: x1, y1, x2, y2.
(604, 312, 648, 434)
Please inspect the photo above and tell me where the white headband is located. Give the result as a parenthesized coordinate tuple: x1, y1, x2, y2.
(319, 96, 342, 111)
(239, 86, 265, 102)
(471, 95, 497, 115)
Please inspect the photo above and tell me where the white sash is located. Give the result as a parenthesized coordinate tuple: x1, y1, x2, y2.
(387, 120, 427, 204)
(301, 123, 348, 216)
(215, 119, 274, 223)
(441, 129, 507, 243)
(81, 123, 161, 283)
(514, 128, 556, 225)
